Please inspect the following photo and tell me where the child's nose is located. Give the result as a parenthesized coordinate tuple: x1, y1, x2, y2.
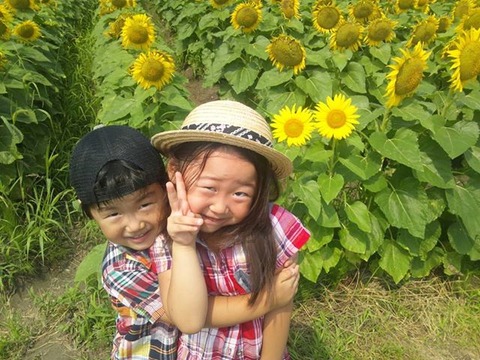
(126, 215, 146, 232)
(210, 197, 229, 214)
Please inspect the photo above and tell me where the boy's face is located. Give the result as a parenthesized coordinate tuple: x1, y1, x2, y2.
(90, 183, 167, 251)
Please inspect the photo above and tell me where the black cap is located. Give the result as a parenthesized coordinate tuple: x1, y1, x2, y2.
(70, 125, 165, 205)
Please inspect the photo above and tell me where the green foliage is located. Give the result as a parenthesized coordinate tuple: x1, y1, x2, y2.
(155, 0, 480, 284)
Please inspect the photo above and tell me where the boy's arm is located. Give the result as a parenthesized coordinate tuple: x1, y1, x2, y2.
(260, 303, 294, 360)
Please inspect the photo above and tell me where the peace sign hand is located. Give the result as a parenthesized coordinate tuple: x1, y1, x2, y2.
(166, 172, 203, 247)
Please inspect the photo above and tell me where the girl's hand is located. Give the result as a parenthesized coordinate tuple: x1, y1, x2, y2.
(166, 172, 203, 246)
(269, 259, 299, 310)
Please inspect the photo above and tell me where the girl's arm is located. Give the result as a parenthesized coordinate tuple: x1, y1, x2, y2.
(158, 260, 299, 328)
(260, 255, 299, 360)
(204, 261, 299, 327)
(159, 173, 207, 334)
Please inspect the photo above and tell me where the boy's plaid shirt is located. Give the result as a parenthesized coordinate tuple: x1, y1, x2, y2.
(102, 240, 178, 360)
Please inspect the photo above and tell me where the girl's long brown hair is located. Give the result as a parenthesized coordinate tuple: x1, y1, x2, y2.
(167, 142, 280, 305)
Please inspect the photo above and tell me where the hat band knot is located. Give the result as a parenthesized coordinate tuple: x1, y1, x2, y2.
(182, 123, 272, 147)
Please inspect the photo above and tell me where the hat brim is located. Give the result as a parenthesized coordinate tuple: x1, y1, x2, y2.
(151, 130, 292, 179)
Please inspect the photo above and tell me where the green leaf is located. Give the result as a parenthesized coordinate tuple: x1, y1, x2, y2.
(12, 109, 37, 124)
(459, 89, 480, 109)
(255, 68, 293, 90)
(74, 243, 107, 283)
(374, 178, 429, 238)
(432, 120, 479, 159)
(396, 220, 441, 258)
(369, 128, 423, 170)
(339, 226, 367, 254)
(448, 221, 480, 261)
(339, 151, 382, 180)
(345, 201, 371, 232)
(411, 247, 444, 278)
(224, 63, 259, 94)
(319, 200, 340, 228)
(0, 117, 23, 164)
(391, 103, 432, 122)
(299, 249, 324, 282)
(98, 95, 136, 123)
(419, 114, 446, 133)
(379, 239, 411, 284)
(368, 43, 391, 64)
(305, 227, 334, 252)
(294, 71, 332, 103)
(465, 146, 480, 174)
(264, 89, 306, 114)
(291, 180, 322, 220)
(245, 36, 269, 60)
(446, 183, 480, 240)
(341, 62, 366, 94)
(331, 50, 352, 71)
(318, 173, 344, 204)
(414, 136, 455, 189)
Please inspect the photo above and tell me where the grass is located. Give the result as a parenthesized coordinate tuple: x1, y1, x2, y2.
(289, 274, 480, 360)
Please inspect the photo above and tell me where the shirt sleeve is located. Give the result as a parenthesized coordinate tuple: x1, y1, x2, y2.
(102, 243, 165, 323)
(149, 233, 173, 274)
(270, 203, 311, 268)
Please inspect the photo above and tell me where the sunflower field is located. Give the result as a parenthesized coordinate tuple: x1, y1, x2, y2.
(1, 0, 480, 293)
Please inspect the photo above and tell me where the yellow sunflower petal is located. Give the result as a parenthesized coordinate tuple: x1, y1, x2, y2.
(13, 20, 41, 42)
(266, 34, 306, 75)
(231, 2, 262, 33)
(121, 14, 155, 51)
(447, 28, 480, 92)
(131, 50, 176, 90)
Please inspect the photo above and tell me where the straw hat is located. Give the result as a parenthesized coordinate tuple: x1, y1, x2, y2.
(151, 100, 292, 179)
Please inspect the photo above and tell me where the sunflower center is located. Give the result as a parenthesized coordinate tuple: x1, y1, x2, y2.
(284, 118, 304, 137)
(454, 1, 470, 20)
(413, 22, 436, 43)
(281, 0, 295, 19)
(353, 2, 373, 19)
(326, 110, 347, 128)
(127, 24, 149, 44)
(417, 0, 428, 6)
(236, 6, 258, 27)
(316, 7, 340, 29)
(395, 58, 424, 95)
(398, 0, 414, 10)
(369, 20, 392, 41)
(438, 17, 450, 33)
(271, 38, 303, 66)
(459, 41, 480, 81)
(213, 0, 229, 5)
(463, 10, 480, 31)
(336, 23, 360, 47)
(8, 0, 30, 10)
(18, 24, 34, 38)
(141, 58, 165, 82)
(112, 0, 127, 8)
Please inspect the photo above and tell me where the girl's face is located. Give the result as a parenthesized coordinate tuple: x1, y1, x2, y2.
(183, 149, 257, 234)
(90, 183, 166, 251)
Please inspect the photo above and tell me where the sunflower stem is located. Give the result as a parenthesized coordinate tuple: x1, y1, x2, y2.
(379, 107, 391, 132)
(329, 138, 337, 175)
(440, 88, 456, 118)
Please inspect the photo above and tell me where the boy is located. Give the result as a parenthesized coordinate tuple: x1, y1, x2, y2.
(69, 125, 207, 359)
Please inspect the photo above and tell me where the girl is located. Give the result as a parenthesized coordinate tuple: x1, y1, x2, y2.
(151, 100, 311, 359)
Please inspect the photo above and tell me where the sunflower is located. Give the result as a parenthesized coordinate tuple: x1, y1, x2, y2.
(0, 5, 13, 23)
(406, 16, 439, 47)
(280, 0, 300, 20)
(395, 0, 414, 13)
(0, 20, 10, 40)
(447, 28, 480, 92)
(105, 13, 128, 39)
(111, 0, 136, 9)
(210, 0, 232, 9)
(13, 20, 41, 42)
(0, 51, 6, 70)
(231, 2, 262, 33)
(364, 17, 397, 46)
(271, 105, 314, 146)
(437, 16, 452, 33)
(266, 34, 306, 74)
(3, 0, 37, 11)
(349, 0, 379, 23)
(131, 50, 176, 90)
(312, 4, 342, 33)
(314, 94, 359, 140)
(453, 0, 475, 21)
(121, 14, 155, 51)
(385, 43, 431, 107)
(330, 20, 363, 52)
(457, 8, 480, 32)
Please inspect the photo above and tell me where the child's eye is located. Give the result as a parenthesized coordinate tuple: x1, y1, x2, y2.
(140, 202, 154, 209)
(106, 212, 119, 218)
(234, 191, 250, 198)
